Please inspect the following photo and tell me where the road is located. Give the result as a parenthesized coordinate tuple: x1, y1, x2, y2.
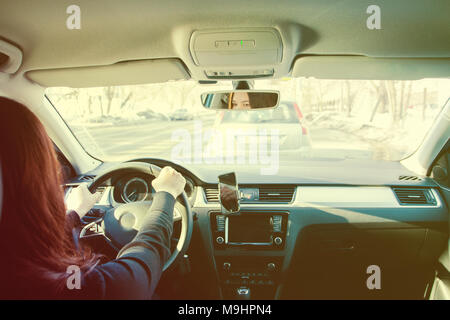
(71, 118, 395, 162)
(72, 118, 215, 160)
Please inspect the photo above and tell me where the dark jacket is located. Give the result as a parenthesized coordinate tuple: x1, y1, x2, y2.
(64, 191, 175, 299)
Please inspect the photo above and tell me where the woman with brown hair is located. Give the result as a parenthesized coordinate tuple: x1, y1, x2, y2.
(0, 97, 185, 299)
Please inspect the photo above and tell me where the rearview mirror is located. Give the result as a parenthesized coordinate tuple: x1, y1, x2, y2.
(201, 90, 279, 110)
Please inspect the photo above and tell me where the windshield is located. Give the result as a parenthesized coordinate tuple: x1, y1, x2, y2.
(46, 78, 449, 169)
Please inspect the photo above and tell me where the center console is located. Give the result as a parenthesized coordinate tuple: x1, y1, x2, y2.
(210, 211, 288, 299)
(209, 173, 290, 299)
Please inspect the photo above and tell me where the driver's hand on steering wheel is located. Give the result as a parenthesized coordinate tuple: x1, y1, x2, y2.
(152, 166, 186, 200)
(66, 183, 103, 218)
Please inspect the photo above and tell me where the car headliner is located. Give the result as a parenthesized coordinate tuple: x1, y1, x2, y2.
(0, 0, 449, 87)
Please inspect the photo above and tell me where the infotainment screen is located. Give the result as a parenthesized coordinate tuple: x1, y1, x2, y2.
(226, 215, 273, 244)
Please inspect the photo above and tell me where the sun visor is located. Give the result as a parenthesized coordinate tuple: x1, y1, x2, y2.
(292, 56, 450, 80)
(26, 59, 190, 87)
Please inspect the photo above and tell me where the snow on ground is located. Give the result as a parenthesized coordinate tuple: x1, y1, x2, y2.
(305, 105, 442, 161)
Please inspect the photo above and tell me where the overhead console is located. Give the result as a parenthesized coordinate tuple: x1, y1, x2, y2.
(189, 28, 283, 79)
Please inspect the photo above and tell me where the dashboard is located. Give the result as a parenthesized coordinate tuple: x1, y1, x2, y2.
(67, 158, 449, 300)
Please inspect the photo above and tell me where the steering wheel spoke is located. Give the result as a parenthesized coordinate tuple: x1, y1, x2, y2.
(80, 219, 105, 239)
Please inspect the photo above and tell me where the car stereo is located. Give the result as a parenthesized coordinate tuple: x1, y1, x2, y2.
(211, 211, 288, 250)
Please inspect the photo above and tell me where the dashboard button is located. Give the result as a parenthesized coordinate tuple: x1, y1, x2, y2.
(267, 263, 276, 272)
(274, 237, 283, 245)
(216, 236, 224, 244)
(215, 41, 228, 48)
(223, 262, 231, 272)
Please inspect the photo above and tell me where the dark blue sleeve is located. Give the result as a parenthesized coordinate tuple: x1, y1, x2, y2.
(71, 191, 175, 299)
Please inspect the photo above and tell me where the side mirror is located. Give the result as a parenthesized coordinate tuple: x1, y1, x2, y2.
(201, 90, 279, 110)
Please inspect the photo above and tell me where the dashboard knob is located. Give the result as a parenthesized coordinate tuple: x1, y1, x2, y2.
(216, 236, 225, 244)
(223, 262, 231, 272)
(274, 237, 283, 245)
(267, 263, 276, 272)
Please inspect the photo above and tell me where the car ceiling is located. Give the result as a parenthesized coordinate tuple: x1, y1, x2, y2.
(0, 0, 449, 86)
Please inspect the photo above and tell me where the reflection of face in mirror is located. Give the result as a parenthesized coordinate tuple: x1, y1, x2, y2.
(230, 92, 251, 110)
(201, 90, 279, 110)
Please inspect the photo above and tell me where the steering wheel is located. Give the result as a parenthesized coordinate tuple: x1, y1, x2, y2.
(81, 162, 193, 272)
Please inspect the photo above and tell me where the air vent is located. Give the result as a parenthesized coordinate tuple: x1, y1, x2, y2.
(205, 188, 219, 202)
(203, 186, 295, 203)
(79, 175, 95, 181)
(259, 187, 295, 203)
(399, 175, 423, 181)
(393, 188, 437, 206)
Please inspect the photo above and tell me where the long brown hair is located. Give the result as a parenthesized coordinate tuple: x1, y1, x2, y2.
(0, 97, 99, 298)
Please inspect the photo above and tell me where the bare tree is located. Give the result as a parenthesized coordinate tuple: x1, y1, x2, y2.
(344, 80, 358, 117)
(405, 81, 413, 111)
(119, 88, 133, 110)
(385, 81, 398, 122)
(368, 80, 390, 122)
(398, 81, 405, 121)
(104, 87, 116, 115)
(422, 88, 427, 120)
(98, 95, 104, 116)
